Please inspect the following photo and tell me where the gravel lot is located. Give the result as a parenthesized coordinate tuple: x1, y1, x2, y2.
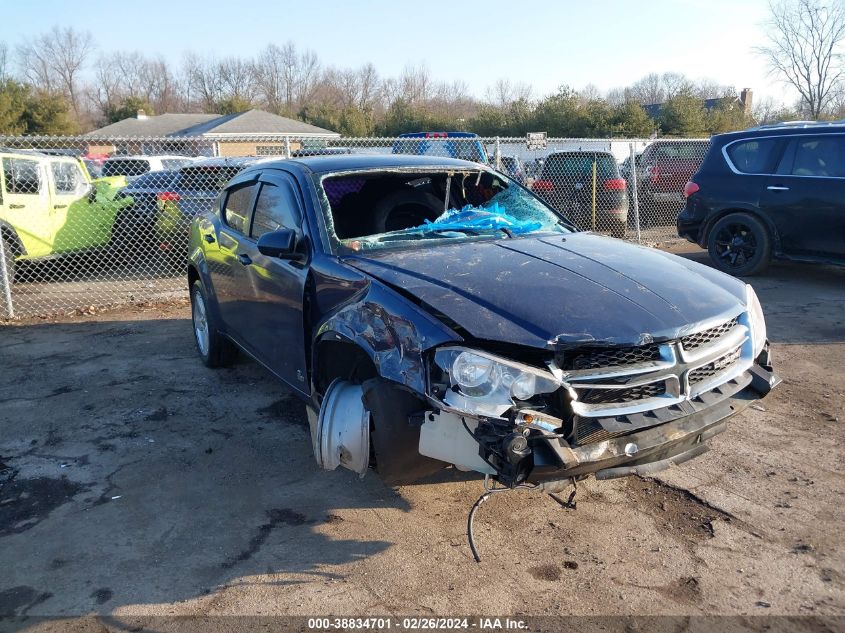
(1, 248, 843, 628)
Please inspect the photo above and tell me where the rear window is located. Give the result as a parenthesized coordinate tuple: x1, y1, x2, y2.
(103, 159, 150, 177)
(651, 142, 709, 160)
(392, 138, 487, 163)
(129, 171, 179, 189)
(726, 139, 781, 174)
(178, 166, 243, 192)
(542, 153, 618, 179)
(162, 158, 192, 171)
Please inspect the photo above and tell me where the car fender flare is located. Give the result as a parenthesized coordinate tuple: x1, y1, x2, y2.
(0, 221, 25, 256)
(700, 207, 782, 254)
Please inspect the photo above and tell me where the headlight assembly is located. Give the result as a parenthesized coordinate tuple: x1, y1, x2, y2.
(746, 284, 767, 359)
(431, 347, 561, 417)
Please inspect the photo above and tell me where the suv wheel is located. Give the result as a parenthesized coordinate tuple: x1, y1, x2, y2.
(190, 279, 237, 367)
(707, 212, 771, 276)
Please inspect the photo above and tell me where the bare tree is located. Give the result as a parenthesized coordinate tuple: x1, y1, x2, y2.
(0, 42, 8, 82)
(486, 79, 532, 108)
(628, 73, 665, 105)
(757, 0, 845, 118)
(17, 26, 94, 118)
(253, 42, 321, 114)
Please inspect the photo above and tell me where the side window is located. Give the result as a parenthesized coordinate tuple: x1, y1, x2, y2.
(790, 136, 845, 177)
(223, 182, 257, 233)
(726, 139, 781, 174)
(50, 161, 85, 195)
(250, 182, 302, 239)
(2, 158, 42, 195)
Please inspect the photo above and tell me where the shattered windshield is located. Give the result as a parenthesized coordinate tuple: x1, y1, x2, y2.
(316, 168, 571, 253)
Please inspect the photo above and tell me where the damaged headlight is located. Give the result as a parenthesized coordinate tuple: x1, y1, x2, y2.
(746, 284, 767, 359)
(431, 347, 561, 417)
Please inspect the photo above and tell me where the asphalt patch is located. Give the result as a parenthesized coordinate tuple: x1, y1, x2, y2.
(0, 476, 86, 537)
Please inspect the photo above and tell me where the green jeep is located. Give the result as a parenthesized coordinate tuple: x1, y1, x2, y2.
(0, 150, 129, 280)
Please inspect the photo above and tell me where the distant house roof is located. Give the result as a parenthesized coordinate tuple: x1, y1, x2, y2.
(643, 91, 751, 120)
(88, 109, 339, 138)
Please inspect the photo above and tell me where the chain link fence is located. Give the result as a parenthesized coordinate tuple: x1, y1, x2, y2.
(0, 134, 709, 320)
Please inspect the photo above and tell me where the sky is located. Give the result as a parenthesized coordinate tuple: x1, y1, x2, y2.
(0, 0, 797, 108)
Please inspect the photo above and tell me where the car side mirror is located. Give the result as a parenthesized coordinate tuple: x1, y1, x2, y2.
(257, 228, 302, 260)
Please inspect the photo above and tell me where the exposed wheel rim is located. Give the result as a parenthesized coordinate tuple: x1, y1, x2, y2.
(713, 222, 758, 270)
(192, 289, 210, 357)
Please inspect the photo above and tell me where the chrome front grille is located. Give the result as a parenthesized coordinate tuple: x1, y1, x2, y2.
(681, 316, 739, 351)
(570, 345, 662, 370)
(579, 382, 665, 405)
(551, 313, 752, 419)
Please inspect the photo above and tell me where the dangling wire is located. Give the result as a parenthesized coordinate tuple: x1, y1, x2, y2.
(467, 474, 537, 563)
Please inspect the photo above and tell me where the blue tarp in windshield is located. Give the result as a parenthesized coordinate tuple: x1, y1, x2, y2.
(420, 202, 543, 234)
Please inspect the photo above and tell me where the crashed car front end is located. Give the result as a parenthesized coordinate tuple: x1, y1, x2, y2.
(420, 285, 779, 488)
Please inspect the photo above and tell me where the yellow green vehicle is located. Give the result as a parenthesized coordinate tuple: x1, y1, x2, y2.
(0, 150, 129, 279)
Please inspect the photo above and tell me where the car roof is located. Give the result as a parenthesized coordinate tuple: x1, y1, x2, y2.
(248, 153, 485, 175)
(397, 132, 480, 138)
(182, 156, 267, 169)
(104, 155, 193, 161)
(715, 121, 845, 142)
(546, 150, 615, 157)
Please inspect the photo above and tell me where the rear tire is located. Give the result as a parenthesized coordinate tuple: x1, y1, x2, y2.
(190, 279, 237, 367)
(0, 236, 15, 283)
(707, 212, 771, 276)
(610, 219, 626, 239)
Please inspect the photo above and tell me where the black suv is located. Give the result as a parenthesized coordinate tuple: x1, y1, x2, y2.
(678, 122, 845, 275)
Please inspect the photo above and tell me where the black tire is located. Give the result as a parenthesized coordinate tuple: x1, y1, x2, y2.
(371, 189, 444, 234)
(190, 279, 237, 368)
(0, 235, 15, 283)
(707, 212, 771, 276)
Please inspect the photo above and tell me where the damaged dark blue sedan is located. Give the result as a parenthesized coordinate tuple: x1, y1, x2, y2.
(187, 154, 780, 490)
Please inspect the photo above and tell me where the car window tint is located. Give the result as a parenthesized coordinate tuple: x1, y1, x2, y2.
(542, 154, 617, 179)
(50, 161, 86, 194)
(3, 158, 42, 194)
(103, 159, 150, 177)
(162, 159, 190, 171)
(179, 166, 242, 192)
(223, 183, 257, 233)
(791, 137, 845, 177)
(726, 139, 780, 174)
(251, 182, 301, 238)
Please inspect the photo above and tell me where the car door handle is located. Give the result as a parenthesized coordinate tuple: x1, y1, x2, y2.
(767, 185, 790, 191)
(53, 204, 68, 209)
(9, 204, 24, 209)
(237, 253, 252, 266)
(204, 234, 215, 243)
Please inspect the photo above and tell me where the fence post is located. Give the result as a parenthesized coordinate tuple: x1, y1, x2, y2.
(284, 136, 291, 159)
(629, 142, 641, 244)
(0, 240, 14, 319)
(494, 137, 501, 170)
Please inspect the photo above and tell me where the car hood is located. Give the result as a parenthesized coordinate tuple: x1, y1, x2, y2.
(343, 233, 747, 350)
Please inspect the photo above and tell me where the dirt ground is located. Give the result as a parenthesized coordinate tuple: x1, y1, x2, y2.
(1, 249, 843, 628)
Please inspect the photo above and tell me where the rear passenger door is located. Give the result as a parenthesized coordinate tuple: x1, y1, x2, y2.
(237, 171, 309, 393)
(208, 177, 260, 339)
(763, 135, 845, 257)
